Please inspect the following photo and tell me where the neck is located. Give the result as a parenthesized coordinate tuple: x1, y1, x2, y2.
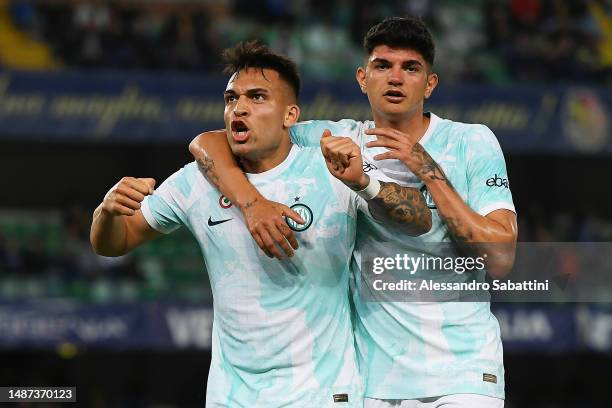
(239, 135, 293, 174)
(373, 108, 431, 142)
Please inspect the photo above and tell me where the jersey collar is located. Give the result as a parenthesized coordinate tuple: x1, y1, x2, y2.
(418, 112, 440, 147)
(246, 144, 300, 182)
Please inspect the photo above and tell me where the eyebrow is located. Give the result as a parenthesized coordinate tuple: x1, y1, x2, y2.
(370, 57, 423, 67)
(224, 88, 270, 96)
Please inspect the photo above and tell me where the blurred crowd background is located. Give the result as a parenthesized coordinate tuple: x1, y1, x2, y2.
(2, 204, 612, 303)
(1, 0, 611, 407)
(2, 0, 611, 82)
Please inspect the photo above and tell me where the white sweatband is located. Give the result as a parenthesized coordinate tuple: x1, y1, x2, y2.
(355, 177, 381, 200)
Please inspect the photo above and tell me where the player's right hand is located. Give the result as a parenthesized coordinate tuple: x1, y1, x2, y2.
(241, 197, 305, 259)
(101, 177, 156, 216)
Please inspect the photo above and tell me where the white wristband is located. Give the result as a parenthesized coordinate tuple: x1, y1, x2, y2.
(355, 177, 381, 200)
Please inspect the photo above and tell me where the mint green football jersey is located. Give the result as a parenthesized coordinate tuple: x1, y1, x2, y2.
(290, 113, 515, 400)
(141, 145, 369, 407)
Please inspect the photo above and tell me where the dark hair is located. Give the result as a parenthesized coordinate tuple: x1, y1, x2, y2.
(222, 40, 301, 100)
(363, 17, 435, 67)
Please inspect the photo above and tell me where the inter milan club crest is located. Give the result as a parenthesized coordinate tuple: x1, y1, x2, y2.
(286, 203, 313, 232)
(218, 195, 232, 209)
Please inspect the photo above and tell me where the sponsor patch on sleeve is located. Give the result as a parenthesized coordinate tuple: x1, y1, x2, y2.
(483, 373, 498, 384)
(333, 393, 349, 403)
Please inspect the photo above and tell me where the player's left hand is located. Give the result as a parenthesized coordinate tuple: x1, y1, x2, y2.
(320, 129, 369, 190)
(365, 127, 430, 178)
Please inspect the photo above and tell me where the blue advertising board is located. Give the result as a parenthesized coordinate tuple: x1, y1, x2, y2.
(0, 70, 610, 153)
(1, 302, 612, 352)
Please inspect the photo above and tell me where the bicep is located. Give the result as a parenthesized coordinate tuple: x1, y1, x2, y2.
(124, 210, 163, 252)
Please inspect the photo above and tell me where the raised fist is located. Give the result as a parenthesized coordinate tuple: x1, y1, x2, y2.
(101, 177, 156, 216)
(320, 129, 368, 191)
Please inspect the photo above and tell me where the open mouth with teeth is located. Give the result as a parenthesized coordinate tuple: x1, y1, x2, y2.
(231, 120, 250, 142)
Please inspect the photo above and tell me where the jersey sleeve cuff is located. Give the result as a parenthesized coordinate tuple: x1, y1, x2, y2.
(141, 199, 175, 234)
(477, 202, 516, 217)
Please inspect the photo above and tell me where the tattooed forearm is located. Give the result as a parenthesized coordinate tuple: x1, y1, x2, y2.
(411, 144, 452, 187)
(241, 197, 258, 210)
(196, 156, 220, 189)
(368, 181, 432, 235)
(420, 162, 448, 182)
(410, 144, 470, 241)
(443, 216, 473, 243)
(411, 146, 474, 243)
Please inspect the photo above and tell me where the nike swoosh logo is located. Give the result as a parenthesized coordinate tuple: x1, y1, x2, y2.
(208, 216, 233, 227)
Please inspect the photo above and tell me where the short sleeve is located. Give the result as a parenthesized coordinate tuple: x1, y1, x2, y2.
(465, 126, 516, 216)
(289, 119, 364, 147)
(141, 168, 189, 234)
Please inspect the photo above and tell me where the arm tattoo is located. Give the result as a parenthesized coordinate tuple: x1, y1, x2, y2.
(242, 197, 257, 210)
(444, 216, 473, 243)
(411, 144, 452, 187)
(368, 181, 432, 235)
(410, 144, 473, 242)
(196, 155, 220, 188)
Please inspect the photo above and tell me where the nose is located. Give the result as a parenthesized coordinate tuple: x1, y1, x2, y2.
(388, 66, 403, 86)
(233, 95, 249, 117)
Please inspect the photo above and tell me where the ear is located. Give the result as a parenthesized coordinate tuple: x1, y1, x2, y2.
(356, 67, 367, 94)
(424, 72, 438, 99)
(284, 104, 300, 128)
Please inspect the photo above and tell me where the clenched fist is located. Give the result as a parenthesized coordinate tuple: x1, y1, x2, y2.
(320, 129, 369, 191)
(102, 177, 156, 216)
